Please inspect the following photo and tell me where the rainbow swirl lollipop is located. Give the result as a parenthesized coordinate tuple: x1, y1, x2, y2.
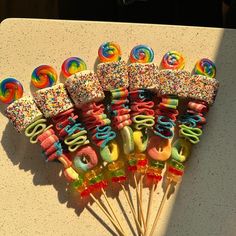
(0, 78, 23, 104)
(194, 58, 216, 78)
(130, 44, 154, 63)
(161, 51, 185, 70)
(31, 65, 58, 89)
(61, 57, 87, 78)
(98, 42, 121, 62)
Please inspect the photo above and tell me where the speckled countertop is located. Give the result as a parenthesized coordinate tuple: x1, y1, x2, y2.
(0, 18, 236, 236)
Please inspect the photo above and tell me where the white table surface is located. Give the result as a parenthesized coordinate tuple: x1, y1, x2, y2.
(0, 18, 236, 236)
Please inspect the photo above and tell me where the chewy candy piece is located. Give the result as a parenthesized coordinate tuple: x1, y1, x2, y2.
(24, 118, 49, 144)
(0, 78, 23, 104)
(34, 83, 73, 118)
(171, 138, 192, 162)
(153, 96, 178, 140)
(133, 130, 148, 153)
(58, 154, 72, 168)
(110, 87, 132, 130)
(72, 145, 98, 172)
(147, 135, 172, 161)
(65, 70, 105, 108)
(83, 166, 108, 194)
(128, 44, 159, 91)
(166, 139, 190, 184)
(37, 128, 63, 162)
(31, 65, 57, 89)
(61, 57, 87, 78)
(100, 140, 119, 163)
(80, 102, 118, 162)
(52, 108, 90, 152)
(5, 95, 43, 133)
(166, 158, 185, 183)
(120, 126, 134, 155)
(107, 160, 127, 183)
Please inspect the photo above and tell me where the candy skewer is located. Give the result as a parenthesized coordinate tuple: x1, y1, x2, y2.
(148, 180, 172, 236)
(134, 173, 146, 231)
(139, 174, 144, 227)
(90, 193, 126, 236)
(120, 184, 145, 236)
(62, 58, 128, 233)
(97, 42, 142, 232)
(145, 51, 188, 234)
(128, 45, 158, 232)
(32, 65, 127, 234)
(145, 181, 156, 236)
(149, 58, 219, 235)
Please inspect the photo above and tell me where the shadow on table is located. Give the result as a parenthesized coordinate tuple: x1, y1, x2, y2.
(1, 121, 119, 236)
(162, 28, 236, 236)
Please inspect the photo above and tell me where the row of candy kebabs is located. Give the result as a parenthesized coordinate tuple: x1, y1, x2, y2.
(0, 42, 219, 236)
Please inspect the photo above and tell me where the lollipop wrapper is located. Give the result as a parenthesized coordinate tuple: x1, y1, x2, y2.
(34, 83, 73, 118)
(188, 75, 219, 105)
(128, 63, 159, 91)
(5, 95, 43, 133)
(97, 60, 128, 90)
(65, 70, 105, 108)
(157, 69, 191, 98)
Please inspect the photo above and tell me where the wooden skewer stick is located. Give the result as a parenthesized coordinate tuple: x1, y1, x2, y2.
(148, 180, 172, 236)
(134, 174, 146, 231)
(101, 188, 127, 235)
(90, 193, 126, 236)
(139, 174, 144, 225)
(145, 181, 156, 236)
(120, 184, 145, 236)
(145, 146, 163, 235)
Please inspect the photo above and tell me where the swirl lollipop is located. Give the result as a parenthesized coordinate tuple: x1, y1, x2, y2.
(130, 44, 154, 63)
(61, 57, 87, 78)
(194, 58, 216, 78)
(161, 50, 185, 70)
(0, 78, 23, 104)
(31, 65, 58, 89)
(98, 42, 121, 62)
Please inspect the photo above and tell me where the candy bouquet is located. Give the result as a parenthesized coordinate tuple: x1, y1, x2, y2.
(0, 43, 219, 236)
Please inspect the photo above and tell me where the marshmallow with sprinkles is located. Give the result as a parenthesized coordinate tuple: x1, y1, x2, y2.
(34, 83, 74, 118)
(65, 70, 105, 108)
(5, 95, 43, 133)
